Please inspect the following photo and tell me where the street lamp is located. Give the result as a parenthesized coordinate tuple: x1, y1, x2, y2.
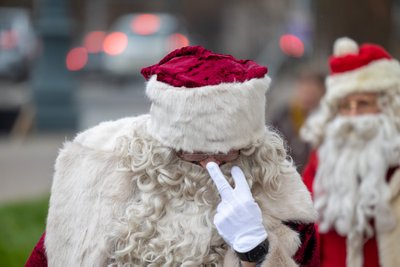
(32, 0, 78, 131)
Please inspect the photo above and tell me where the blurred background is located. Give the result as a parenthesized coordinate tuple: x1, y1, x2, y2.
(0, 0, 399, 265)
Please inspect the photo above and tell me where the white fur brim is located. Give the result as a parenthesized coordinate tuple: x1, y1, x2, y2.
(325, 59, 400, 103)
(145, 75, 271, 153)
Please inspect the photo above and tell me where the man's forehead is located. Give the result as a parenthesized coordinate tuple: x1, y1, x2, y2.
(340, 92, 379, 100)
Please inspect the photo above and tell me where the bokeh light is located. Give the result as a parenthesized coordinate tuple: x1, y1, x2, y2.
(131, 14, 161, 35)
(66, 47, 88, 71)
(84, 31, 106, 53)
(167, 33, 190, 51)
(279, 34, 304, 58)
(0, 30, 18, 50)
(103, 32, 128, 55)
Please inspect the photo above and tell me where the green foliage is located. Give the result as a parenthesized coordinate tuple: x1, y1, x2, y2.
(0, 196, 49, 267)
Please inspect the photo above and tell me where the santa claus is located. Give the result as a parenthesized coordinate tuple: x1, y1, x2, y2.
(26, 46, 318, 266)
(301, 37, 400, 267)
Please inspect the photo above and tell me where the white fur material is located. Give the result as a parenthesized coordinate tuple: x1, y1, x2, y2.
(333, 37, 359, 56)
(45, 116, 316, 266)
(377, 169, 400, 267)
(257, 168, 317, 224)
(325, 59, 400, 104)
(145, 75, 271, 153)
(74, 115, 149, 151)
(45, 117, 151, 266)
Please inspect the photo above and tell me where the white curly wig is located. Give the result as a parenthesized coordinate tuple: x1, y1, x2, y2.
(104, 124, 295, 266)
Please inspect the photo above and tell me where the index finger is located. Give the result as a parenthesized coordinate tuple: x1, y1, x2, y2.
(206, 162, 233, 200)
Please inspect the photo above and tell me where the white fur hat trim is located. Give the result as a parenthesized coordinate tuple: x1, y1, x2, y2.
(333, 37, 359, 56)
(325, 59, 400, 103)
(145, 75, 271, 153)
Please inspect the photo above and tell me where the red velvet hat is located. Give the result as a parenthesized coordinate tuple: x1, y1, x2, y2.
(141, 46, 271, 153)
(325, 37, 400, 103)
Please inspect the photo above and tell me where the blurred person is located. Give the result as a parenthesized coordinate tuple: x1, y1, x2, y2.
(26, 46, 318, 266)
(271, 71, 325, 172)
(301, 37, 400, 267)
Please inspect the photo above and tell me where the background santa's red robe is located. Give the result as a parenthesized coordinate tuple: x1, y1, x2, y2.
(302, 150, 400, 267)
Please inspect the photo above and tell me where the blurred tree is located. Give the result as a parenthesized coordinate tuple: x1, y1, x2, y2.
(84, 0, 107, 32)
(0, 0, 32, 7)
(218, 0, 290, 59)
(178, 0, 226, 51)
(393, 0, 400, 56)
(313, 0, 393, 60)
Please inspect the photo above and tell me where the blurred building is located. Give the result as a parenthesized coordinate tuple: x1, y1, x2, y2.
(0, 0, 397, 67)
(0, 0, 398, 132)
(0, 0, 397, 49)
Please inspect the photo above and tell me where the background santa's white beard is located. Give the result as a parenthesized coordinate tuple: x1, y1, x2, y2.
(314, 114, 399, 237)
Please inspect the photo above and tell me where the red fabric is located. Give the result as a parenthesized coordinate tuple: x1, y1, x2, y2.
(284, 222, 320, 267)
(302, 150, 318, 194)
(28, 224, 319, 266)
(25, 232, 47, 267)
(302, 151, 380, 267)
(141, 46, 268, 87)
(319, 230, 379, 267)
(329, 43, 392, 74)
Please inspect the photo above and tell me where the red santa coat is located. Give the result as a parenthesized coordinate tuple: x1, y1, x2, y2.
(303, 150, 400, 267)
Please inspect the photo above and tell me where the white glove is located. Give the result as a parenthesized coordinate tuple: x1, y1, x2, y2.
(206, 162, 268, 253)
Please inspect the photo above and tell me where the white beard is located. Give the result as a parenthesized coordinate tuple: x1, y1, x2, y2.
(314, 114, 400, 238)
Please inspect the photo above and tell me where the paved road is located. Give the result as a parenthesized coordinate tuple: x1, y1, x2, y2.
(0, 134, 67, 202)
(78, 77, 151, 130)
(0, 77, 151, 203)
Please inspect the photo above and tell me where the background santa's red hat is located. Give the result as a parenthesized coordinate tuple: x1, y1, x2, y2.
(141, 46, 271, 153)
(325, 37, 400, 103)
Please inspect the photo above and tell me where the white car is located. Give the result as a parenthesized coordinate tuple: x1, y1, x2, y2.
(102, 13, 190, 79)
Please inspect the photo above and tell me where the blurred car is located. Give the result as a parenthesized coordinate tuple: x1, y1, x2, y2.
(102, 13, 190, 79)
(0, 7, 37, 81)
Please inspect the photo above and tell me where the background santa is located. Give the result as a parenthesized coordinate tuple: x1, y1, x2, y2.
(301, 37, 400, 267)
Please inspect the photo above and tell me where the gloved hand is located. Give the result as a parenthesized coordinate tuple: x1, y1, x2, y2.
(206, 162, 268, 253)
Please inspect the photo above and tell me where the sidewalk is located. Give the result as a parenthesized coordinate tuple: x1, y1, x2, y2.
(0, 78, 150, 204)
(0, 134, 70, 203)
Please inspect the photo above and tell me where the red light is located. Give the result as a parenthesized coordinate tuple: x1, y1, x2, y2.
(66, 47, 88, 71)
(103, 32, 128, 55)
(167, 33, 190, 51)
(131, 14, 160, 35)
(279, 34, 304, 58)
(84, 31, 106, 53)
(0, 30, 18, 50)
